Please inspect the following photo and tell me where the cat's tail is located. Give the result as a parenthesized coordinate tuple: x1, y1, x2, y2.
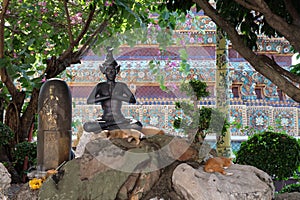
(203, 166, 214, 173)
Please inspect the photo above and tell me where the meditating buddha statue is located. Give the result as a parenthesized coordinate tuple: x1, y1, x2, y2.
(83, 47, 143, 133)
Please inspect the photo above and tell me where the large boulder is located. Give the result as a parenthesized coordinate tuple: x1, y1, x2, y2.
(40, 132, 275, 200)
(74, 130, 107, 158)
(274, 192, 300, 200)
(172, 163, 275, 200)
(75, 130, 199, 162)
(39, 134, 196, 200)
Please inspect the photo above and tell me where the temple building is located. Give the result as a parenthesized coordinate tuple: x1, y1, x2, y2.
(63, 10, 299, 140)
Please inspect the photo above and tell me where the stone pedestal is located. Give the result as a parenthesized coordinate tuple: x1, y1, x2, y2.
(37, 78, 72, 171)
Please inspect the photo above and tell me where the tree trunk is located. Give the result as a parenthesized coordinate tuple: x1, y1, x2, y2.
(215, 27, 232, 157)
(19, 88, 40, 141)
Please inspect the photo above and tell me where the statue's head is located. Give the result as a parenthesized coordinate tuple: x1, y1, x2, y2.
(99, 47, 120, 76)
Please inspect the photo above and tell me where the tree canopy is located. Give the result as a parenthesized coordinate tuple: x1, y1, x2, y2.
(0, 0, 159, 142)
(0, 0, 166, 181)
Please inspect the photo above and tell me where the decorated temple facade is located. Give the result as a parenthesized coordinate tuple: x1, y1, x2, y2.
(63, 10, 299, 137)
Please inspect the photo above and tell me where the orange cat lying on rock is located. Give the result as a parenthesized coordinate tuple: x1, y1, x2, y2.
(104, 126, 165, 145)
(204, 157, 233, 175)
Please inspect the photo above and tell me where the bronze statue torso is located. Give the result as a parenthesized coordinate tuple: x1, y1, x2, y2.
(95, 82, 127, 122)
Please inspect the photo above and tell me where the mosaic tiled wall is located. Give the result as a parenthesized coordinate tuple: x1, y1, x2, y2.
(73, 105, 299, 137)
(66, 11, 297, 140)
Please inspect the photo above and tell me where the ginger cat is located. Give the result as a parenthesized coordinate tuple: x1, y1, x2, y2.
(104, 129, 145, 145)
(141, 126, 165, 136)
(204, 157, 233, 175)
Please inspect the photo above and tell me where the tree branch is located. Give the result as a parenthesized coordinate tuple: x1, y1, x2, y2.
(75, 13, 113, 59)
(0, 0, 9, 57)
(59, 4, 96, 61)
(194, 0, 300, 102)
(20, 87, 39, 140)
(284, 0, 300, 26)
(257, 54, 300, 83)
(235, 0, 300, 53)
(233, 0, 260, 11)
(64, 0, 74, 44)
(45, 13, 113, 78)
(0, 0, 19, 98)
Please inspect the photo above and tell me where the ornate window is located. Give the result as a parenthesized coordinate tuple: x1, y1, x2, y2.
(255, 84, 265, 99)
(277, 89, 285, 101)
(231, 83, 242, 98)
(207, 84, 215, 97)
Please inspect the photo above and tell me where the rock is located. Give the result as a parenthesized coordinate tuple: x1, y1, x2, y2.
(172, 163, 274, 200)
(10, 183, 38, 200)
(74, 130, 107, 158)
(0, 162, 11, 199)
(40, 133, 219, 200)
(0, 162, 11, 191)
(0, 192, 6, 200)
(39, 138, 137, 200)
(141, 161, 187, 200)
(274, 192, 300, 200)
(168, 137, 198, 161)
(39, 134, 180, 200)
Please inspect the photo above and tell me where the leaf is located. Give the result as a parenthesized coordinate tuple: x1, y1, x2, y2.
(26, 71, 36, 76)
(161, 10, 170, 20)
(160, 84, 167, 91)
(26, 38, 35, 46)
(0, 58, 11, 68)
(178, 48, 188, 60)
(115, 0, 145, 28)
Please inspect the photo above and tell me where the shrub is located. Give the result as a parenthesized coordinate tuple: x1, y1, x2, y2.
(235, 131, 300, 180)
(173, 78, 228, 143)
(279, 183, 300, 193)
(13, 141, 37, 174)
(0, 122, 14, 147)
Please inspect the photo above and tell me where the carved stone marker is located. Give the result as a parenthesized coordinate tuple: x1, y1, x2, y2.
(37, 78, 72, 171)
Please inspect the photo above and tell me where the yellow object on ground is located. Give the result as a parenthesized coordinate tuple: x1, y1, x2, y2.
(29, 178, 43, 190)
(28, 169, 58, 190)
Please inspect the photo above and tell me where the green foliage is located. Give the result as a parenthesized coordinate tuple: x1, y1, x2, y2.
(180, 79, 209, 100)
(290, 63, 300, 75)
(178, 48, 191, 75)
(13, 141, 37, 173)
(0, 122, 14, 146)
(163, 0, 200, 14)
(290, 53, 300, 75)
(235, 131, 300, 180)
(2, 0, 165, 108)
(279, 183, 300, 193)
(1, 0, 166, 180)
(173, 79, 228, 143)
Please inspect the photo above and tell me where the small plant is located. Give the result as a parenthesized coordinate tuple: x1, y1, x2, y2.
(235, 131, 300, 180)
(173, 79, 228, 143)
(13, 141, 37, 175)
